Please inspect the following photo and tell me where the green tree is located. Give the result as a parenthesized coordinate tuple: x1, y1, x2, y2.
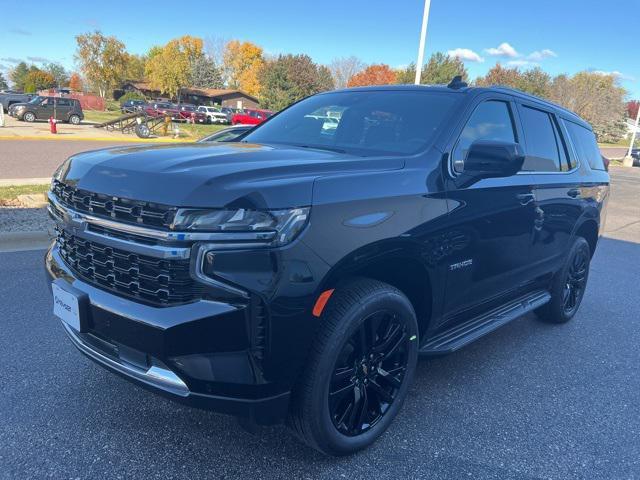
(0, 72, 8, 90)
(259, 54, 334, 111)
(190, 55, 224, 89)
(123, 53, 146, 80)
(146, 36, 204, 99)
(395, 63, 417, 84)
(43, 62, 69, 87)
(9, 62, 30, 91)
(420, 52, 468, 85)
(75, 30, 128, 98)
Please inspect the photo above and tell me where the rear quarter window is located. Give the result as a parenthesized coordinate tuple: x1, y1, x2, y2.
(563, 120, 606, 171)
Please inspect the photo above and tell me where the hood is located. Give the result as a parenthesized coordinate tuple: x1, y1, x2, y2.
(56, 142, 403, 209)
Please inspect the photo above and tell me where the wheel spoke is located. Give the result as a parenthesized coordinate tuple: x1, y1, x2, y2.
(369, 380, 394, 404)
(346, 387, 364, 433)
(372, 322, 401, 354)
(329, 381, 356, 406)
(381, 330, 407, 361)
(332, 367, 355, 383)
(376, 366, 402, 388)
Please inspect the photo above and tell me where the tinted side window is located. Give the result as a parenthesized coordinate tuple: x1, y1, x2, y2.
(57, 98, 71, 107)
(453, 100, 516, 163)
(520, 106, 562, 172)
(563, 120, 605, 170)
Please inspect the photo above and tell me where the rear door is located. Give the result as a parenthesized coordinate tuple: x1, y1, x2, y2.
(515, 102, 583, 279)
(441, 95, 536, 325)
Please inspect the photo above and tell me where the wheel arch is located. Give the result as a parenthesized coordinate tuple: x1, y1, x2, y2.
(315, 240, 435, 338)
(574, 218, 599, 258)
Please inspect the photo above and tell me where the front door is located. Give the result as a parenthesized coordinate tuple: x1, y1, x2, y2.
(441, 97, 536, 326)
(37, 98, 54, 119)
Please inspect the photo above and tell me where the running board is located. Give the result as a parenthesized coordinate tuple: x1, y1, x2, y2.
(420, 291, 551, 355)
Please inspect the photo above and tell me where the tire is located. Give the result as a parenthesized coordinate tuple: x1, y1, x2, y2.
(536, 236, 591, 323)
(288, 278, 419, 456)
(135, 123, 151, 138)
(68, 114, 80, 125)
(23, 112, 36, 122)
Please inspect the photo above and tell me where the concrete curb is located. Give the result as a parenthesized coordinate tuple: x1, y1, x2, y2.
(0, 231, 52, 253)
(0, 134, 185, 143)
(0, 178, 50, 186)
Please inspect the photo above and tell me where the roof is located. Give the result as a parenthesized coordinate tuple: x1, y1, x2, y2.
(181, 87, 259, 102)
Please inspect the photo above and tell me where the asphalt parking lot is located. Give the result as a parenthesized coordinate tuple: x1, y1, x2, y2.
(1, 168, 639, 479)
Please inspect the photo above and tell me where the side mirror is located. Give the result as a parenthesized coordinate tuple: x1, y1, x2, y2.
(456, 140, 525, 179)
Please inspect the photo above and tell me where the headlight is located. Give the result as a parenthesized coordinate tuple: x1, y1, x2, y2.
(172, 207, 310, 246)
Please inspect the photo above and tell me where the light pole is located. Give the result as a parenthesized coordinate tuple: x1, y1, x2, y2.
(623, 104, 640, 167)
(414, 0, 432, 85)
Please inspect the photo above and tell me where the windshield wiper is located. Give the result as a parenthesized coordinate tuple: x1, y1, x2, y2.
(295, 144, 347, 154)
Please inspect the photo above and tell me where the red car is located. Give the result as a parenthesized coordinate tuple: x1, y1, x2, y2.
(144, 102, 180, 119)
(177, 104, 208, 124)
(231, 109, 273, 125)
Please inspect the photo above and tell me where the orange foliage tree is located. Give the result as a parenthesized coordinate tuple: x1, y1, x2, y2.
(347, 64, 397, 87)
(69, 72, 83, 91)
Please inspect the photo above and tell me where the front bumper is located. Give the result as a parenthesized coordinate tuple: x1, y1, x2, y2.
(45, 245, 290, 424)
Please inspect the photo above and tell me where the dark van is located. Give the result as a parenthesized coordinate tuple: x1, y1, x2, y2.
(11, 96, 84, 124)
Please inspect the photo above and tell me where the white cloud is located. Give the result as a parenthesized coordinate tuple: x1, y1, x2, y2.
(528, 49, 557, 61)
(447, 48, 484, 63)
(507, 60, 540, 68)
(593, 70, 635, 81)
(485, 42, 519, 58)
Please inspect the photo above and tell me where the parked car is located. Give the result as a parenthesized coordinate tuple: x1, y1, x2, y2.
(120, 99, 146, 113)
(197, 125, 252, 142)
(176, 104, 208, 123)
(631, 148, 639, 166)
(232, 108, 273, 125)
(45, 81, 609, 456)
(221, 107, 239, 123)
(144, 102, 180, 120)
(197, 106, 229, 124)
(11, 96, 83, 124)
(0, 92, 36, 113)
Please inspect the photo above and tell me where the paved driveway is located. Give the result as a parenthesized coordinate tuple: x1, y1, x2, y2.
(0, 168, 639, 479)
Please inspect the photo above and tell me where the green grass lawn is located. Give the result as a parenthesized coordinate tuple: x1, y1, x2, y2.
(0, 184, 49, 204)
(83, 110, 228, 140)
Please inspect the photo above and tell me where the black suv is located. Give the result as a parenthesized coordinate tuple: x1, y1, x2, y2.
(45, 82, 609, 455)
(11, 96, 84, 124)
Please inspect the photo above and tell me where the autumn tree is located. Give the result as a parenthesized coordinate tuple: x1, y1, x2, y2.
(347, 64, 396, 87)
(75, 31, 128, 98)
(0, 72, 8, 90)
(9, 62, 30, 91)
(475, 63, 522, 88)
(146, 36, 204, 99)
(23, 69, 55, 92)
(123, 53, 146, 80)
(68, 72, 83, 91)
(329, 56, 365, 88)
(627, 100, 639, 120)
(222, 40, 264, 97)
(259, 54, 335, 111)
(190, 55, 224, 89)
(43, 62, 68, 87)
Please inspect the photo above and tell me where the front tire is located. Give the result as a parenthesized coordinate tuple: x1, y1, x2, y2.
(536, 236, 591, 323)
(288, 279, 418, 455)
(23, 112, 36, 122)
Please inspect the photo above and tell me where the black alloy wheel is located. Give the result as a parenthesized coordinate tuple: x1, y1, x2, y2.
(562, 244, 589, 316)
(329, 310, 409, 436)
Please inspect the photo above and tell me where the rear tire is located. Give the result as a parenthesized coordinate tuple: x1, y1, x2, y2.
(287, 278, 418, 456)
(68, 114, 80, 125)
(536, 237, 590, 324)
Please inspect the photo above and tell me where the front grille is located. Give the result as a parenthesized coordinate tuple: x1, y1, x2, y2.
(56, 228, 201, 306)
(51, 180, 176, 229)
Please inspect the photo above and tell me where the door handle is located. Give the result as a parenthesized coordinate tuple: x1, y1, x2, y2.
(516, 193, 535, 206)
(567, 188, 581, 198)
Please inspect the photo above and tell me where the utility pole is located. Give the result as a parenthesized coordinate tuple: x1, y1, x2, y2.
(414, 0, 432, 85)
(623, 104, 640, 167)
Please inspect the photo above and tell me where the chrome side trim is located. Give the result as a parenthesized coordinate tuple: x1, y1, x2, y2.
(48, 192, 276, 243)
(61, 321, 190, 397)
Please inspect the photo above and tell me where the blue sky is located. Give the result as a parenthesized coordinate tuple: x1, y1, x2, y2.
(0, 0, 638, 98)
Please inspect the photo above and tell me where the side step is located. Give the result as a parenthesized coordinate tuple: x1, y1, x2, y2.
(420, 290, 551, 355)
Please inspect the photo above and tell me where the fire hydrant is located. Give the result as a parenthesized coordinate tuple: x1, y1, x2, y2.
(48, 116, 57, 134)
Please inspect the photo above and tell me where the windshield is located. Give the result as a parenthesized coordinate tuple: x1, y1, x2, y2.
(243, 90, 460, 156)
(28, 96, 43, 104)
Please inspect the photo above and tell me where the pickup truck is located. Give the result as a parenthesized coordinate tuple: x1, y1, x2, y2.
(0, 92, 36, 113)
